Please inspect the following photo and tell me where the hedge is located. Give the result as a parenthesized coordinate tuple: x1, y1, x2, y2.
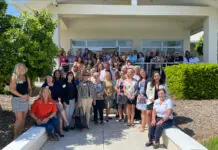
(164, 64, 218, 99)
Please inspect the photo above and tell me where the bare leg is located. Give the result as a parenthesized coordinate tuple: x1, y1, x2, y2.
(14, 112, 24, 139)
(106, 108, 110, 120)
(59, 119, 64, 135)
(130, 104, 135, 125)
(118, 105, 122, 120)
(140, 111, 146, 132)
(126, 104, 131, 125)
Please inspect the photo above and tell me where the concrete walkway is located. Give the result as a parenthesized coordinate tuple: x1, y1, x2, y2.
(41, 118, 167, 150)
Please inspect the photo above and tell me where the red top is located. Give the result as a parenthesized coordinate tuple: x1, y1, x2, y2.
(30, 98, 57, 120)
(59, 56, 67, 67)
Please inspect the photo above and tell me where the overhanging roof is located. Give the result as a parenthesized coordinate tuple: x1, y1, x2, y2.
(10, 0, 218, 9)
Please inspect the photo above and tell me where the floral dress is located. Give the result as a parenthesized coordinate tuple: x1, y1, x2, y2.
(136, 80, 148, 111)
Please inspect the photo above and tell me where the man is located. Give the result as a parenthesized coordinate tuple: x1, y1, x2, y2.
(100, 61, 115, 82)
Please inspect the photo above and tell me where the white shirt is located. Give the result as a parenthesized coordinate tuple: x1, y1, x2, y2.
(154, 98, 174, 119)
(133, 75, 140, 82)
(99, 69, 115, 82)
(189, 57, 200, 64)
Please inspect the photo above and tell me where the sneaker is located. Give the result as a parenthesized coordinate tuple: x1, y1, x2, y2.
(100, 121, 104, 125)
(70, 126, 75, 130)
(145, 141, 153, 147)
(153, 143, 160, 149)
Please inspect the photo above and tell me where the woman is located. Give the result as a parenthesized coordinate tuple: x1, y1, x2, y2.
(59, 49, 69, 72)
(123, 69, 138, 126)
(146, 71, 167, 127)
(97, 63, 104, 73)
(136, 69, 148, 132)
(145, 89, 173, 149)
(93, 72, 105, 125)
(73, 56, 85, 73)
(133, 66, 141, 82)
(61, 72, 78, 129)
(10, 63, 31, 139)
(67, 50, 74, 71)
(77, 74, 95, 128)
(104, 72, 114, 122)
(30, 87, 60, 141)
(115, 70, 127, 122)
(52, 70, 70, 134)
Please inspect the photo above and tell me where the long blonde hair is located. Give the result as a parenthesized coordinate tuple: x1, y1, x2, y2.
(104, 72, 112, 82)
(39, 87, 52, 100)
(12, 63, 28, 80)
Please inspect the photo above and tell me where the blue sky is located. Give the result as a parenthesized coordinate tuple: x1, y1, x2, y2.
(6, 0, 20, 16)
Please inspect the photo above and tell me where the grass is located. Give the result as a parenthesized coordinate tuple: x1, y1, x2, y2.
(202, 137, 218, 150)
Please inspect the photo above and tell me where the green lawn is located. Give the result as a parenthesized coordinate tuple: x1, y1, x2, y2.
(202, 137, 218, 150)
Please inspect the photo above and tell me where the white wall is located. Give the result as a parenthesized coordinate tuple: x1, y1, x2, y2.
(60, 17, 190, 52)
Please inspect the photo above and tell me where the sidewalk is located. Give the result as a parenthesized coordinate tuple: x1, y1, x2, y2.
(41, 118, 167, 150)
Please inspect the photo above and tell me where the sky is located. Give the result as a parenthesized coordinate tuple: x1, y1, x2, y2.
(5, 0, 203, 42)
(6, 0, 20, 16)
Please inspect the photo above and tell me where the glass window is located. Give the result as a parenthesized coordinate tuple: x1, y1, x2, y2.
(87, 40, 116, 47)
(118, 40, 133, 47)
(120, 48, 132, 55)
(72, 40, 86, 47)
(163, 40, 182, 47)
(142, 40, 162, 48)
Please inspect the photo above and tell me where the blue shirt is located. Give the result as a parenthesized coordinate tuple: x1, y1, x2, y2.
(154, 98, 174, 119)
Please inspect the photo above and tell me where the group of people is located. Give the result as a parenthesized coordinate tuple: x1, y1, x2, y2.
(10, 52, 174, 149)
(59, 48, 199, 74)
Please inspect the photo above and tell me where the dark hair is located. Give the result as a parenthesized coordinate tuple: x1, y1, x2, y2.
(158, 88, 166, 94)
(151, 71, 163, 87)
(60, 49, 65, 56)
(53, 70, 62, 81)
(137, 52, 144, 59)
(139, 69, 148, 80)
(66, 71, 75, 83)
(76, 56, 84, 64)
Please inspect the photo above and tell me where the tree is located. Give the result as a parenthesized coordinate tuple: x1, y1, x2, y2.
(194, 36, 203, 56)
(0, 5, 59, 91)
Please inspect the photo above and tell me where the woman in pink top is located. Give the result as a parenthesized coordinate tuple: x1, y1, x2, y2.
(59, 49, 69, 72)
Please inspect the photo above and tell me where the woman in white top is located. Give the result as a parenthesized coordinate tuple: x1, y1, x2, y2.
(145, 89, 173, 149)
(146, 71, 167, 127)
(123, 68, 138, 126)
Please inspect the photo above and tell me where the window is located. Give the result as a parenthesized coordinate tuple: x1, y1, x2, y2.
(87, 40, 116, 48)
(142, 40, 183, 55)
(71, 40, 133, 54)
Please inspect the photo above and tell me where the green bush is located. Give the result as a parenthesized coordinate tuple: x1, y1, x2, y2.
(165, 64, 218, 99)
(202, 137, 218, 150)
(0, 7, 59, 92)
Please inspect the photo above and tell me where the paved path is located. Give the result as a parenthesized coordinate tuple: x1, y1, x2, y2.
(41, 118, 167, 150)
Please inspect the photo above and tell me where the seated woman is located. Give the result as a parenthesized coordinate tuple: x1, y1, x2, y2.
(145, 88, 174, 149)
(30, 87, 60, 141)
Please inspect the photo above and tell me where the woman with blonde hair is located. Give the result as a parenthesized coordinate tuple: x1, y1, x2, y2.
(10, 63, 31, 138)
(104, 72, 114, 122)
(115, 70, 127, 122)
(123, 68, 138, 126)
(30, 87, 60, 141)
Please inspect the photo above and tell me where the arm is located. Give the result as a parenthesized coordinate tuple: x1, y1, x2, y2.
(151, 108, 157, 125)
(163, 109, 173, 121)
(30, 112, 42, 125)
(114, 80, 120, 94)
(27, 77, 32, 96)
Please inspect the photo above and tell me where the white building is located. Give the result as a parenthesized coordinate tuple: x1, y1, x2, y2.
(10, 0, 218, 63)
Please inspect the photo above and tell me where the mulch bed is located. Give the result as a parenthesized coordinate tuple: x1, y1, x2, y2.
(0, 93, 217, 148)
(173, 100, 218, 141)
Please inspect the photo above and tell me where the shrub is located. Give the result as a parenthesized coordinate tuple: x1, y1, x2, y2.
(0, 9, 59, 92)
(164, 64, 218, 99)
(202, 137, 218, 150)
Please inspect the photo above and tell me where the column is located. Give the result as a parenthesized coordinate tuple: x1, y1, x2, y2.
(203, 15, 218, 63)
(131, 0, 137, 5)
(52, 14, 60, 70)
